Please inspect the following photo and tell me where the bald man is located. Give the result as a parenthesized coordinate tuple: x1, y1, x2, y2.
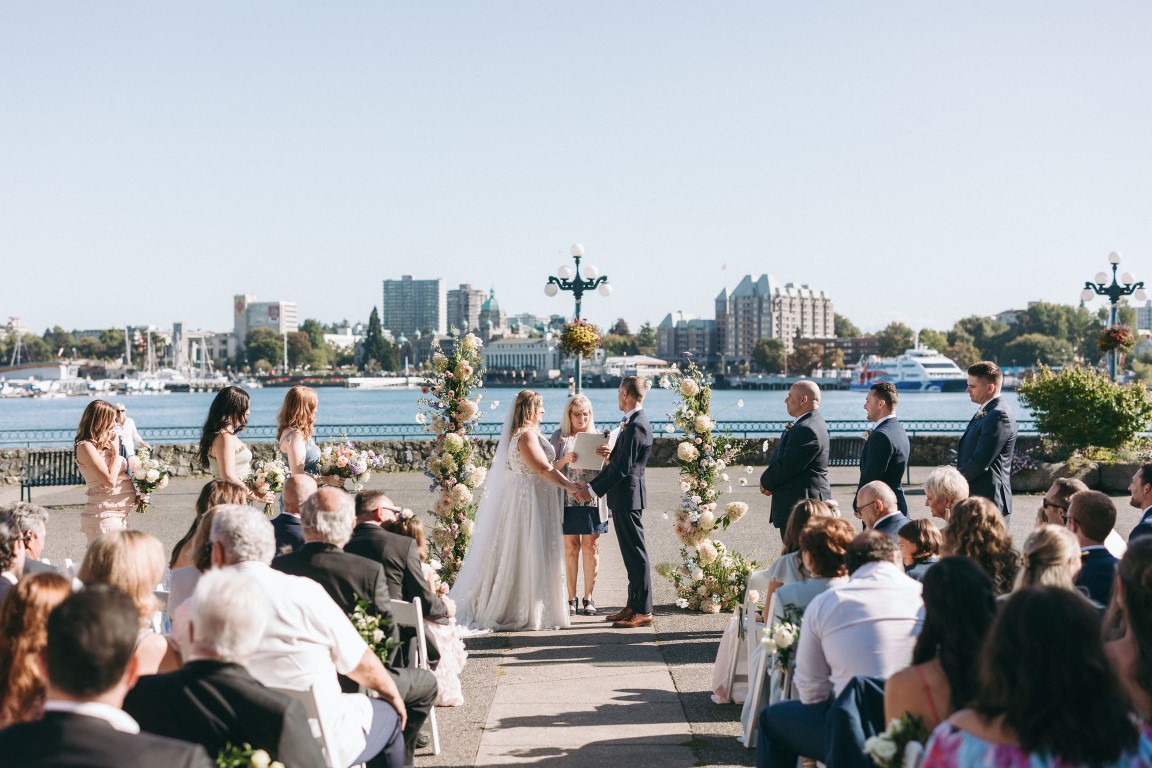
(760, 380, 831, 533)
(271, 474, 317, 556)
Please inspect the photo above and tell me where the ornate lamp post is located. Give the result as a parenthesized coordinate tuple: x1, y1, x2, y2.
(1082, 251, 1147, 380)
(545, 243, 611, 393)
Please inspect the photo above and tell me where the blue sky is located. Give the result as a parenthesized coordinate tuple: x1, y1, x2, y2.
(3, 2, 1151, 337)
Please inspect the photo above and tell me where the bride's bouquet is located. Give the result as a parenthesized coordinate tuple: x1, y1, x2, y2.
(247, 457, 289, 517)
(317, 439, 387, 491)
(126, 446, 172, 514)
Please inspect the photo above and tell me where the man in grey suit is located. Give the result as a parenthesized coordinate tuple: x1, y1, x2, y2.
(957, 361, 1017, 517)
(760, 380, 831, 534)
(857, 382, 910, 514)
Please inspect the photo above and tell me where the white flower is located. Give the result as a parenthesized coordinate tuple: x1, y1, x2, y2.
(720, 473, 729, 482)
(469, 466, 487, 488)
(746, 590, 760, 605)
(415, 413, 427, 424)
(449, 484, 473, 507)
(133, 469, 147, 481)
(676, 442, 699, 462)
(716, 460, 726, 470)
(679, 379, 700, 397)
(736, 399, 744, 408)
(772, 623, 797, 649)
(869, 736, 898, 761)
(679, 481, 690, 493)
(701, 600, 721, 614)
(725, 501, 749, 522)
(443, 433, 465, 452)
(676, 597, 689, 609)
(697, 540, 719, 565)
(250, 750, 271, 768)
(745, 466, 754, 474)
(693, 414, 713, 433)
(462, 518, 475, 536)
(762, 440, 770, 452)
(372, 628, 385, 643)
(698, 510, 715, 531)
(429, 558, 442, 572)
(664, 424, 675, 434)
(738, 478, 748, 487)
(760, 636, 778, 654)
(145, 468, 160, 483)
(691, 567, 705, 581)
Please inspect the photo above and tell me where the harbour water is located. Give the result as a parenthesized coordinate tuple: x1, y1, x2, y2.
(0, 385, 1026, 435)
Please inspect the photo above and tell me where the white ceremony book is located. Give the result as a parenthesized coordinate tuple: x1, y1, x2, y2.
(572, 431, 610, 471)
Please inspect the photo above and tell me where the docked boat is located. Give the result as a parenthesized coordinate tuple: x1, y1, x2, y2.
(850, 347, 968, 392)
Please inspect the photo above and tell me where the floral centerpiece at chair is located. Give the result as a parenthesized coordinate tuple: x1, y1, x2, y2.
(658, 358, 756, 613)
(419, 332, 486, 586)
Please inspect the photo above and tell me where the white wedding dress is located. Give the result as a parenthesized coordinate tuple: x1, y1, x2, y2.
(451, 424, 570, 632)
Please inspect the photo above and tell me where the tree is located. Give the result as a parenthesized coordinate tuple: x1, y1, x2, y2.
(600, 334, 638, 356)
(1019, 365, 1152, 454)
(752, 338, 786, 373)
(834, 314, 861, 338)
(918, 329, 949, 353)
(876, 322, 915, 357)
(362, 307, 389, 372)
(300, 319, 327, 349)
(822, 348, 845, 370)
(1000, 333, 1074, 367)
(1099, 305, 1138, 329)
(286, 332, 313, 369)
(635, 322, 657, 355)
(790, 343, 825, 375)
(951, 316, 1009, 360)
(609, 318, 631, 336)
(944, 342, 982, 369)
(246, 328, 283, 369)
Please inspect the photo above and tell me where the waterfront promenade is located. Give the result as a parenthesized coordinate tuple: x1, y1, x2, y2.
(2, 467, 1145, 767)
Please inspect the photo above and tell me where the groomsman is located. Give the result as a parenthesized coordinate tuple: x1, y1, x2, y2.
(759, 381, 831, 533)
(956, 361, 1017, 517)
(857, 382, 910, 515)
(583, 376, 654, 629)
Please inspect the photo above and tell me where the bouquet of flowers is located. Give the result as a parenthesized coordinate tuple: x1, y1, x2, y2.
(215, 742, 284, 768)
(1098, 324, 1136, 354)
(761, 604, 804, 671)
(350, 596, 399, 667)
(864, 713, 930, 768)
(126, 446, 172, 514)
(316, 439, 387, 491)
(558, 318, 602, 359)
(247, 457, 289, 517)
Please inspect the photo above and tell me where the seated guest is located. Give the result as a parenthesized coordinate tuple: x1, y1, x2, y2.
(208, 504, 408, 768)
(0, 585, 212, 767)
(855, 481, 909, 539)
(1013, 525, 1083, 596)
(884, 557, 996, 729)
(170, 480, 249, 570)
(0, 572, 72, 726)
(0, 518, 25, 603)
(941, 497, 1019, 595)
(1065, 490, 1120, 606)
(757, 499, 836, 616)
(1039, 478, 1127, 559)
(124, 569, 326, 767)
(922, 587, 1150, 766)
(897, 519, 941, 582)
(1105, 538, 1152, 720)
(923, 466, 968, 523)
(271, 474, 316, 556)
(1128, 463, 1152, 543)
(756, 532, 924, 768)
(0, 502, 58, 575)
(78, 531, 177, 675)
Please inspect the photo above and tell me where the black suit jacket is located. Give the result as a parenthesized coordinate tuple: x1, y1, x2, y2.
(590, 409, 654, 511)
(0, 711, 213, 768)
(858, 417, 910, 514)
(344, 522, 449, 622)
(270, 513, 304, 556)
(956, 397, 1017, 515)
(759, 410, 831, 529)
(1130, 508, 1152, 543)
(1075, 547, 1119, 606)
(872, 512, 911, 540)
(124, 660, 326, 768)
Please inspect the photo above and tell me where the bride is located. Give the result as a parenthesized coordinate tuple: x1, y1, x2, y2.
(451, 390, 579, 631)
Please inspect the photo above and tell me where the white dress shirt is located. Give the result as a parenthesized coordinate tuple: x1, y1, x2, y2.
(794, 560, 924, 704)
(43, 700, 141, 733)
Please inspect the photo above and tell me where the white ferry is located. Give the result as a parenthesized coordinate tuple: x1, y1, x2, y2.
(850, 347, 968, 393)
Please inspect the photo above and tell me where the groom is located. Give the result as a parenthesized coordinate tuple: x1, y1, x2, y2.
(579, 376, 654, 629)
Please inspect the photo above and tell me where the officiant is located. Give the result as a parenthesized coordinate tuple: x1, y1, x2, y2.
(550, 395, 613, 617)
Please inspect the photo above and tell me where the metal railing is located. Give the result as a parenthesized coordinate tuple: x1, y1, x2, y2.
(0, 419, 1040, 448)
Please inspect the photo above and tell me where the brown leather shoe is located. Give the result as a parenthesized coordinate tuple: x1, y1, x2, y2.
(613, 613, 654, 628)
(605, 607, 634, 622)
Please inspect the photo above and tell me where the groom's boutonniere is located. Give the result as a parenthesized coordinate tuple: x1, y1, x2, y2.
(784, 422, 794, 431)
(976, 409, 987, 419)
(863, 429, 873, 439)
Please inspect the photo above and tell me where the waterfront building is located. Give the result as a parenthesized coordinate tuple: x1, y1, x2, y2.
(657, 311, 718, 364)
(231, 294, 298, 355)
(800, 335, 881, 365)
(508, 313, 566, 337)
(382, 276, 446, 338)
(173, 324, 230, 371)
(447, 283, 485, 335)
(483, 336, 561, 378)
(716, 274, 834, 364)
(478, 288, 507, 341)
(1137, 300, 1152, 333)
(600, 354, 672, 379)
(324, 323, 371, 351)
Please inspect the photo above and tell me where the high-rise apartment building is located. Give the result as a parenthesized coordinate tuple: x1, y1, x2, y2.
(716, 275, 833, 363)
(232, 294, 298, 351)
(657, 311, 718, 363)
(447, 283, 485, 334)
(382, 276, 445, 338)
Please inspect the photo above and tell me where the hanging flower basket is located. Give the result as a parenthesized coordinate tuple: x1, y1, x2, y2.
(1098, 324, 1136, 354)
(559, 319, 602, 359)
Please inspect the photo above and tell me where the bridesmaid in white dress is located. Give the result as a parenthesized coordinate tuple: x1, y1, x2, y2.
(452, 390, 580, 631)
(197, 386, 274, 507)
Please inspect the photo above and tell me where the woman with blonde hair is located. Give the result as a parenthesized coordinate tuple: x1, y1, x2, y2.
(0, 572, 72, 726)
(942, 497, 1019, 595)
(79, 530, 177, 675)
(1014, 524, 1083, 593)
(451, 390, 581, 631)
(924, 465, 969, 522)
(74, 399, 139, 544)
(549, 394, 611, 616)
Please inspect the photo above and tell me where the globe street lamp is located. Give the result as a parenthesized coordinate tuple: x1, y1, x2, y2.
(545, 243, 611, 393)
(1082, 251, 1147, 381)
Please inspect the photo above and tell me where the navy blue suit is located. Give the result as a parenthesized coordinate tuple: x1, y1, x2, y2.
(1130, 508, 1152, 543)
(270, 513, 304, 556)
(872, 512, 911, 540)
(590, 408, 654, 614)
(858, 417, 910, 514)
(760, 411, 831, 531)
(1075, 547, 1118, 606)
(956, 397, 1017, 516)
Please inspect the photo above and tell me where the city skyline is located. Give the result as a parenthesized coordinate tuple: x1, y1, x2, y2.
(3, 4, 1152, 335)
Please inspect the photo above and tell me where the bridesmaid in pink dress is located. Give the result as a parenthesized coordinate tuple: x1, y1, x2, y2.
(74, 400, 138, 545)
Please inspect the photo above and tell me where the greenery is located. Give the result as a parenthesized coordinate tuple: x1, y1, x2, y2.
(635, 321, 657, 354)
(245, 328, 283, 370)
(362, 307, 399, 372)
(834, 313, 861, 338)
(558, 318, 602, 358)
(753, 337, 786, 373)
(876, 322, 915, 357)
(790, 343, 824, 375)
(1018, 364, 1152, 454)
(1000, 333, 1073, 366)
(216, 742, 283, 768)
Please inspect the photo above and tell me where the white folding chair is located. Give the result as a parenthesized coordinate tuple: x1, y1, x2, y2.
(717, 603, 749, 704)
(267, 683, 347, 768)
(740, 629, 771, 748)
(388, 597, 441, 756)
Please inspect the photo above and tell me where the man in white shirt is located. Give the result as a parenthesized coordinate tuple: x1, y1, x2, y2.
(209, 504, 407, 768)
(756, 531, 923, 768)
(114, 403, 149, 458)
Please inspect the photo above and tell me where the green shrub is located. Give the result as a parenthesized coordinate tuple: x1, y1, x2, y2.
(1018, 365, 1152, 454)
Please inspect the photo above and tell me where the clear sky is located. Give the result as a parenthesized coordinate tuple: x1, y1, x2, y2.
(3, 2, 1152, 337)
